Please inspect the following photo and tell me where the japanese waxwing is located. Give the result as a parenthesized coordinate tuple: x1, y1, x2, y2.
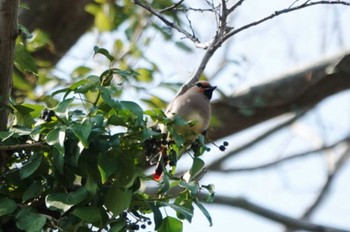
(153, 81, 216, 181)
(163, 81, 217, 141)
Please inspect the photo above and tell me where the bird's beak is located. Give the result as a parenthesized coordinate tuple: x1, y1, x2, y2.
(209, 86, 217, 91)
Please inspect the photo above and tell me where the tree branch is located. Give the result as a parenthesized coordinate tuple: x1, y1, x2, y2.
(132, 0, 200, 45)
(204, 194, 350, 232)
(211, 135, 350, 173)
(223, 1, 350, 42)
(301, 145, 350, 219)
(208, 110, 308, 171)
(210, 52, 350, 141)
(0, 142, 47, 151)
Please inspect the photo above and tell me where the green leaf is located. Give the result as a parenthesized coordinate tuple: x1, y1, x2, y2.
(71, 119, 93, 148)
(135, 68, 153, 82)
(201, 184, 215, 203)
(0, 198, 17, 216)
(189, 158, 205, 180)
(26, 29, 50, 52)
(46, 128, 65, 155)
(14, 44, 38, 76)
(72, 206, 101, 223)
(194, 199, 212, 226)
(120, 101, 144, 125)
(179, 181, 199, 196)
(165, 203, 193, 223)
(45, 187, 88, 212)
(98, 151, 119, 184)
(150, 204, 163, 230)
(158, 216, 183, 232)
(93, 45, 114, 61)
(56, 98, 74, 113)
(21, 103, 45, 118)
(18, 24, 33, 39)
(95, 10, 113, 31)
(72, 66, 92, 78)
(0, 131, 14, 141)
(23, 181, 43, 202)
(16, 207, 46, 232)
(104, 185, 132, 216)
(110, 220, 127, 232)
(20, 153, 42, 179)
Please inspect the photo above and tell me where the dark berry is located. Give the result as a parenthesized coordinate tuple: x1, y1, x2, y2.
(219, 145, 226, 151)
(40, 109, 48, 119)
(147, 221, 152, 225)
(47, 110, 55, 117)
(141, 224, 146, 229)
(121, 212, 127, 218)
(163, 155, 169, 162)
(131, 224, 139, 230)
(223, 141, 229, 146)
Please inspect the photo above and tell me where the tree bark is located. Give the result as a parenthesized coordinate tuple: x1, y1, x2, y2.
(0, 0, 19, 131)
(210, 52, 350, 140)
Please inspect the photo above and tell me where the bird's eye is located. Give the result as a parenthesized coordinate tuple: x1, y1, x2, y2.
(196, 82, 204, 88)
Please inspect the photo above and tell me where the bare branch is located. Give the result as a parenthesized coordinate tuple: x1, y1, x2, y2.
(0, 142, 48, 151)
(203, 194, 350, 232)
(223, 1, 350, 42)
(159, 0, 185, 13)
(301, 145, 350, 219)
(132, 0, 200, 44)
(212, 135, 350, 173)
(228, 0, 246, 15)
(208, 110, 308, 171)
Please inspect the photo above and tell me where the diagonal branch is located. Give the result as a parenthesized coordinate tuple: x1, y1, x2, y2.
(208, 110, 308, 171)
(211, 135, 350, 173)
(223, 1, 350, 42)
(132, 0, 200, 44)
(301, 145, 350, 219)
(202, 194, 350, 232)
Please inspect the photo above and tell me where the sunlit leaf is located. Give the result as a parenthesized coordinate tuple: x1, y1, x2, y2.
(14, 44, 38, 76)
(45, 187, 88, 212)
(158, 216, 183, 232)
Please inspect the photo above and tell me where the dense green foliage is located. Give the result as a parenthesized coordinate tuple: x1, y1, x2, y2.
(0, 1, 215, 231)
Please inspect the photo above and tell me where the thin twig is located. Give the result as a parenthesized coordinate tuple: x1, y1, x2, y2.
(228, 0, 246, 15)
(212, 135, 350, 173)
(159, 0, 185, 13)
(223, 1, 350, 42)
(133, 0, 200, 44)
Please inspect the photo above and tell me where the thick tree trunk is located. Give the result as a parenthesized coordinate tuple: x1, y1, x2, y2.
(0, 0, 19, 131)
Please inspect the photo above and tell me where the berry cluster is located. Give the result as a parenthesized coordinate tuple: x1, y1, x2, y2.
(40, 109, 55, 122)
(120, 208, 152, 231)
(218, 141, 229, 151)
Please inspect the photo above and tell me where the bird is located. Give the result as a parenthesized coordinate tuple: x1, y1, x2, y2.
(153, 81, 217, 181)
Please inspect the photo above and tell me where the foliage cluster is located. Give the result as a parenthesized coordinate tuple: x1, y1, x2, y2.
(1, 20, 213, 232)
